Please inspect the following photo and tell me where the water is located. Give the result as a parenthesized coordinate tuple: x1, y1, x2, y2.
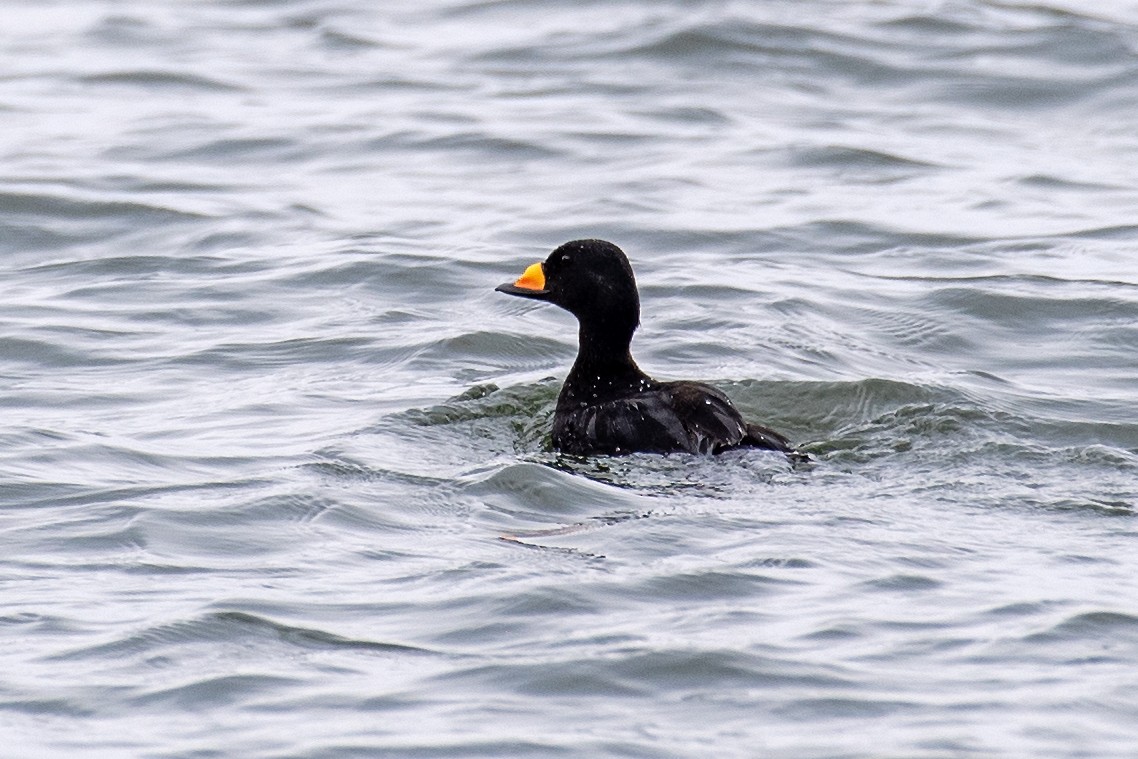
(3, 1, 1138, 756)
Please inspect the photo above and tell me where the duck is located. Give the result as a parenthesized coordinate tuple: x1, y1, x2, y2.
(496, 239, 803, 459)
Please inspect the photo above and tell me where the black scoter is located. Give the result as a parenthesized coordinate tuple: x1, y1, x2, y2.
(496, 239, 802, 459)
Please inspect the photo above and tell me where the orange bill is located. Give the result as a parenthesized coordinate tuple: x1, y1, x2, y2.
(496, 260, 550, 299)
(512, 262, 545, 291)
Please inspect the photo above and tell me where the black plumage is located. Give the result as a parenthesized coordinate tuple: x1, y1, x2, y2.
(496, 239, 800, 458)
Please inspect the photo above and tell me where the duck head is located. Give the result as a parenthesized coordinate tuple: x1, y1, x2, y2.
(496, 239, 641, 335)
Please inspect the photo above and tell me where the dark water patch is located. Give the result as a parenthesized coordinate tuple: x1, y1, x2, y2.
(0, 334, 130, 370)
(0, 612, 81, 638)
(492, 586, 598, 618)
(869, 10, 1138, 106)
(407, 381, 556, 424)
(123, 302, 279, 330)
(1048, 498, 1135, 517)
(339, 74, 469, 96)
(1066, 223, 1138, 242)
(93, 172, 243, 194)
(155, 136, 304, 164)
(785, 144, 941, 175)
(932, 465, 1138, 519)
(743, 556, 814, 570)
(411, 330, 572, 372)
(0, 220, 81, 253)
(137, 491, 340, 538)
(319, 27, 387, 51)
(304, 453, 410, 484)
(51, 610, 433, 664)
(0, 694, 96, 718)
(24, 251, 260, 281)
(610, 648, 851, 691)
(974, 14, 1135, 69)
(860, 573, 943, 592)
(126, 497, 342, 562)
(349, 252, 487, 296)
(985, 600, 1061, 618)
(78, 70, 243, 92)
(210, 611, 434, 655)
(400, 380, 559, 454)
(634, 569, 802, 601)
(878, 13, 982, 37)
(362, 130, 565, 161)
(1026, 611, 1138, 643)
(434, 647, 849, 701)
(926, 284, 1138, 327)
(774, 696, 918, 720)
(737, 378, 961, 437)
(501, 661, 647, 698)
(303, 449, 462, 495)
(622, 20, 831, 65)
(859, 400, 1009, 438)
(931, 73, 1103, 109)
(619, 24, 766, 63)
(798, 625, 863, 643)
(498, 536, 610, 562)
(1058, 554, 1123, 567)
(175, 334, 379, 370)
(0, 612, 51, 627)
(0, 475, 265, 514)
(634, 104, 731, 127)
(466, 461, 646, 522)
(85, 13, 164, 48)
(976, 433, 1138, 470)
(615, 16, 971, 90)
(1016, 173, 1122, 192)
(428, 619, 542, 647)
(0, 190, 203, 227)
(131, 673, 303, 710)
(266, 256, 401, 291)
(419, 133, 566, 161)
(815, 399, 1025, 465)
(762, 220, 983, 255)
(853, 307, 972, 354)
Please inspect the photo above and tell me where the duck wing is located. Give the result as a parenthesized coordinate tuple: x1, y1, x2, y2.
(552, 391, 695, 455)
(656, 382, 750, 454)
(662, 382, 803, 458)
(552, 381, 800, 458)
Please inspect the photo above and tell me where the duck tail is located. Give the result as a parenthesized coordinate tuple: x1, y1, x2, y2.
(744, 423, 810, 463)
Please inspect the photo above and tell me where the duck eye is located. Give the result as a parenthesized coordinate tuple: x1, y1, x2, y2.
(560, 254, 571, 265)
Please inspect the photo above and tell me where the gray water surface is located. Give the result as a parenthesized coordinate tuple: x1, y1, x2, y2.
(3, 1, 1138, 757)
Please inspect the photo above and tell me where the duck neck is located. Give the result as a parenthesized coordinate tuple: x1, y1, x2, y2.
(560, 321, 651, 407)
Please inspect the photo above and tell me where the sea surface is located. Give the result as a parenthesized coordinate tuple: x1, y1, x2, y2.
(3, 1, 1138, 757)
